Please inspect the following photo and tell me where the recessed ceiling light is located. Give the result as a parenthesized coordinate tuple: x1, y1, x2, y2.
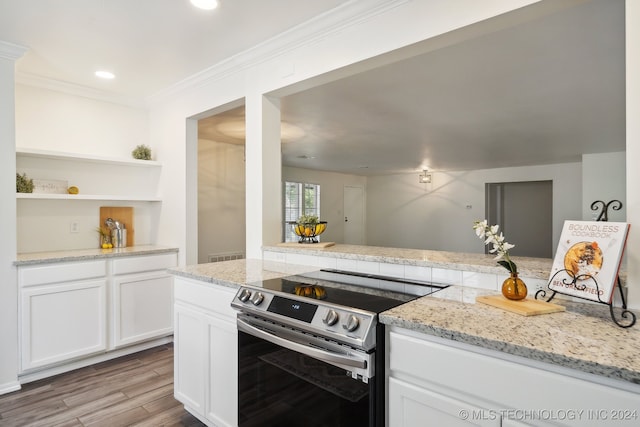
(95, 70, 115, 79)
(190, 0, 219, 10)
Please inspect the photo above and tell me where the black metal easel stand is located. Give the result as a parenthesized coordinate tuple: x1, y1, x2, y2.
(534, 200, 635, 328)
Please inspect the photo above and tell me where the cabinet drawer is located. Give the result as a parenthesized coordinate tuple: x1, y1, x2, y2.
(174, 277, 237, 319)
(112, 252, 177, 275)
(19, 260, 107, 287)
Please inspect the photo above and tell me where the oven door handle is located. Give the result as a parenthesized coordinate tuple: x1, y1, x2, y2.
(237, 317, 367, 369)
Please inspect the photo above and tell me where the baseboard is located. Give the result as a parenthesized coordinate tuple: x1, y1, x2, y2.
(0, 380, 21, 396)
(19, 335, 174, 384)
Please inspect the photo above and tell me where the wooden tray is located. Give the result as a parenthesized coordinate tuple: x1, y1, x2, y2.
(276, 242, 335, 248)
(476, 294, 566, 316)
(100, 206, 134, 247)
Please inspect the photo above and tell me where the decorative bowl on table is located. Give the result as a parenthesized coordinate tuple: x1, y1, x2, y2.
(288, 221, 328, 243)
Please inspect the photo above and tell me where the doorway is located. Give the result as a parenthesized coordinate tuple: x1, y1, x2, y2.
(343, 185, 364, 245)
(486, 181, 552, 258)
(195, 105, 247, 264)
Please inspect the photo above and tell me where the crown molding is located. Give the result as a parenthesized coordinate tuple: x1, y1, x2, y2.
(147, 0, 409, 104)
(0, 40, 28, 61)
(15, 72, 147, 108)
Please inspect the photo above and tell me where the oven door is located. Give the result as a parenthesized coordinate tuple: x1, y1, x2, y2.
(237, 314, 377, 427)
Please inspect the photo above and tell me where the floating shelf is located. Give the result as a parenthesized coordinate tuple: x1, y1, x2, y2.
(16, 148, 162, 168)
(16, 193, 162, 202)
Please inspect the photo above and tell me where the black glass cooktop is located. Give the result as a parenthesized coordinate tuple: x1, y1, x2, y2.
(253, 269, 447, 314)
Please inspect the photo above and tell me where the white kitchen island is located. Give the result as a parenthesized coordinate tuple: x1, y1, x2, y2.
(170, 253, 640, 427)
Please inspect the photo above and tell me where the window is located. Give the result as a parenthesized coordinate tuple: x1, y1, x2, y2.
(284, 181, 320, 242)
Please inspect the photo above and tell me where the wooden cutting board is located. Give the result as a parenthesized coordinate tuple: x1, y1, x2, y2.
(476, 294, 566, 316)
(99, 206, 134, 247)
(277, 242, 335, 248)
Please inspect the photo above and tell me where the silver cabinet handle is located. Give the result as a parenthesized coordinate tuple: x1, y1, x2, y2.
(237, 317, 366, 369)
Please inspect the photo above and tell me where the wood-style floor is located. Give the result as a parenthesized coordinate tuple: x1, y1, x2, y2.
(0, 344, 206, 427)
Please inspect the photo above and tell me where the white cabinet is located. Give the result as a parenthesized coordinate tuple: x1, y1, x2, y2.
(19, 260, 108, 371)
(174, 276, 238, 427)
(389, 377, 499, 427)
(110, 253, 177, 348)
(18, 252, 177, 376)
(174, 303, 207, 416)
(387, 327, 640, 427)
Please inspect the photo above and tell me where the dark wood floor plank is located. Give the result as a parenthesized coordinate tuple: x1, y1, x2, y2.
(0, 343, 206, 427)
(121, 372, 174, 399)
(129, 404, 191, 427)
(27, 392, 129, 427)
(77, 383, 174, 425)
(83, 406, 151, 427)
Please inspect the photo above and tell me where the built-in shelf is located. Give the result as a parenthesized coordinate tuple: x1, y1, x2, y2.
(16, 147, 163, 203)
(16, 193, 162, 202)
(16, 148, 162, 168)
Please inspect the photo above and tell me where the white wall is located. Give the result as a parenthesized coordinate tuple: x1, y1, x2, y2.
(367, 162, 582, 254)
(626, 0, 640, 309)
(282, 167, 367, 244)
(0, 41, 26, 395)
(198, 139, 246, 263)
(15, 84, 149, 157)
(14, 85, 155, 253)
(582, 152, 626, 221)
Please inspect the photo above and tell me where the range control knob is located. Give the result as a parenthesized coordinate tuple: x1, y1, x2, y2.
(342, 314, 360, 332)
(250, 292, 264, 306)
(322, 309, 339, 326)
(238, 288, 252, 303)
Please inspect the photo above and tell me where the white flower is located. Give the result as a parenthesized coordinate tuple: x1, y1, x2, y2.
(472, 219, 517, 274)
(474, 220, 488, 237)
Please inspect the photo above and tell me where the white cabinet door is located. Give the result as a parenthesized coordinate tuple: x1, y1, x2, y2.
(111, 272, 174, 348)
(174, 303, 206, 417)
(20, 279, 107, 371)
(389, 377, 500, 427)
(206, 314, 238, 427)
(174, 277, 238, 426)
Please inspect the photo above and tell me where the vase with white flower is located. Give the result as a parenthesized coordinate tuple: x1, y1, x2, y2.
(473, 220, 528, 300)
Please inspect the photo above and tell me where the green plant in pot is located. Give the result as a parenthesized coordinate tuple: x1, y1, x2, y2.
(16, 173, 34, 193)
(132, 144, 152, 160)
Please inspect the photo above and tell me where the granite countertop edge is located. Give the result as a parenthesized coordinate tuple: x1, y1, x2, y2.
(168, 268, 243, 289)
(262, 244, 552, 280)
(380, 311, 640, 385)
(15, 246, 179, 266)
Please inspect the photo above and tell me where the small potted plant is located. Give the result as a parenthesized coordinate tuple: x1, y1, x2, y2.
(132, 144, 152, 160)
(16, 173, 34, 193)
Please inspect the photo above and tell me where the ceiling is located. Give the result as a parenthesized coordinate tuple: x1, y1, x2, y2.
(0, 0, 348, 100)
(0, 0, 626, 175)
(200, 0, 626, 175)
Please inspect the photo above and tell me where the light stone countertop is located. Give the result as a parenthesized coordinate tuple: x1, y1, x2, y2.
(169, 259, 320, 289)
(15, 245, 179, 265)
(380, 286, 640, 385)
(169, 258, 640, 387)
(263, 243, 553, 280)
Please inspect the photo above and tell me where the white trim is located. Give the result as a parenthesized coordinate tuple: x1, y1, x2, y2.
(0, 40, 28, 61)
(147, 0, 409, 103)
(15, 72, 147, 108)
(0, 381, 21, 396)
(18, 336, 173, 384)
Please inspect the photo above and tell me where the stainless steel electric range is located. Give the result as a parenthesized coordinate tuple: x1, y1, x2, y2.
(231, 269, 448, 427)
